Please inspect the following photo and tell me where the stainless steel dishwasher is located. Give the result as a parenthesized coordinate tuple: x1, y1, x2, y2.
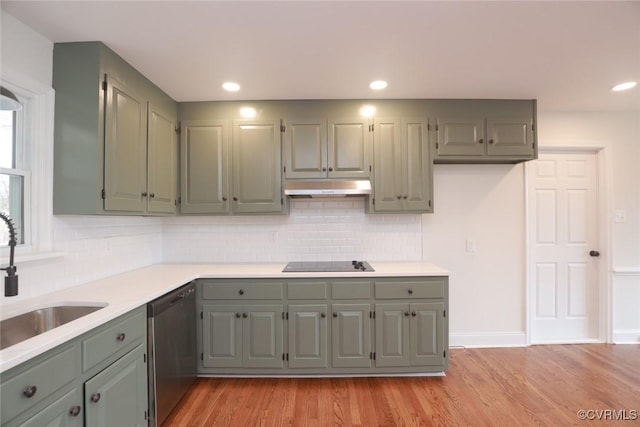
(147, 282, 197, 427)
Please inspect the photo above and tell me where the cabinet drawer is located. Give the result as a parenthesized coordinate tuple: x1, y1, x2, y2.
(202, 281, 284, 300)
(331, 281, 371, 299)
(374, 280, 445, 299)
(82, 310, 145, 372)
(1, 345, 76, 425)
(287, 282, 328, 299)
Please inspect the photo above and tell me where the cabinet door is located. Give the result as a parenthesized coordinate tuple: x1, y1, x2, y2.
(181, 120, 230, 214)
(331, 304, 371, 368)
(232, 120, 283, 214)
(373, 117, 403, 211)
(284, 118, 327, 178)
(18, 388, 83, 427)
(288, 304, 328, 368)
(435, 115, 485, 157)
(202, 304, 242, 368)
(410, 302, 445, 366)
(104, 74, 147, 212)
(328, 118, 371, 178)
(375, 303, 411, 367)
(486, 116, 534, 157)
(84, 344, 147, 427)
(402, 118, 432, 212)
(243, 304, 284, 368)
(147, 102, 177, 214)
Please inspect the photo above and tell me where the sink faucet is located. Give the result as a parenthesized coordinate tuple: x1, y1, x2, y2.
(0, 212, 18, 297)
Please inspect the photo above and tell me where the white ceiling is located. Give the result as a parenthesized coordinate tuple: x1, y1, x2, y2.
(2, 1, 639, 112)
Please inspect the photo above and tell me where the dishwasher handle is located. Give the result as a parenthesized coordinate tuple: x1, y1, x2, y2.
(148, 284, 195, 317)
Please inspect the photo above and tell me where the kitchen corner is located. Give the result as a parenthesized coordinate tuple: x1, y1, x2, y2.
(0, 261, 449, 373)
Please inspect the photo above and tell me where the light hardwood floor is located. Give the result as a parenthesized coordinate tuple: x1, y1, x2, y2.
(164, 345, 640, 426)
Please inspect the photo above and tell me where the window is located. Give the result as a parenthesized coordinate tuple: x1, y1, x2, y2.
(0, 106, 28, 247)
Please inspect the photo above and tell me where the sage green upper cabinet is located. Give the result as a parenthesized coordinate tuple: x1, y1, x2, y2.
(371, 117, 432, 213)
(53, 41, 178, 215)
(284, 117, 371, 179)
(328, 118, 372, 178)
(433, 100, 537, 163)
(180, 120, 230, 214)
(232, 119, 284, 214)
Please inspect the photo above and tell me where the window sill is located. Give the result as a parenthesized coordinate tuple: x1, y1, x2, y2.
(1, 250, 67, 265)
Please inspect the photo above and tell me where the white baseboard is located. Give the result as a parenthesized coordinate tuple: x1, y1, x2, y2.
(612, 330, 640, 344)
(449, 332, 527, 348)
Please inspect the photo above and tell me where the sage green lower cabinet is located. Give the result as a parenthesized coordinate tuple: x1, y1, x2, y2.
(84, 344, 147, 427)
(197, 276, 448, 375)
(331, 304, 372, 368)
(201, 303, 284, 369)
(288, 304, 328, 368)
(375, 302, 445, 367)
(0, 306, 147, 427)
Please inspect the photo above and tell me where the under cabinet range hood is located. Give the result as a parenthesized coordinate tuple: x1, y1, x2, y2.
(284, 179, 372, 197)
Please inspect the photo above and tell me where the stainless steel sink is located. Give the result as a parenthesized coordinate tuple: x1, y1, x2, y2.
(0, 305, 105, 350)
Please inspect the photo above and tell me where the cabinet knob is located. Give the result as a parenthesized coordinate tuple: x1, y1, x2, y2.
(235, 312, 241, 318)
(411, 311, 417, 317)
(239, 289, 245, 295)
(407, 289, 413, 295)
(116, 332, 126, 342)
(233, 197, 238, 202)
(332, 312, 338, 318)
(23, 385, 37, 398)
(478, 138, 484, 144)
(222, 196, 227, 202)
(141, 191, 148, 197)
(242, 313, 248, 318)
(404, 311, 410, 317)
(328, 167, 334, 172)
(149, 193, 155, 198)
(489, 139, 494, 144)
(69, 406, 82, 417)
(403, 195, 408, 199)
(90, 393, 101, 403)
(397, 195, 402, 200)
(321, 313, 326, 318)
(322, 167, 327, 172)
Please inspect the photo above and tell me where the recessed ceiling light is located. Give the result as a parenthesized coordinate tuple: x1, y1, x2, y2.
(369, 80, 388, 90)
(611, 81, 637, 92)
(222, 82, 240, 92)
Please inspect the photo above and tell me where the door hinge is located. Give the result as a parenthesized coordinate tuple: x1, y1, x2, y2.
(532, 123, 535, 132)
(101, 189, 105, 199)
(369, 352, 373, 360)
(144, 410, 148, 420)
(283, 165, 287, 173)
(435, 142, 439, 149)
(281, 198, 284, 206)
(102, 80, 107, 91)
(200, 311, 203, 320)
(200, 353, 204, 361)
(443, 309, 446, 318)
(369, 165, 372, 172)
(372, 198, 375, 206)
(428, 200, 432, 208)
(143, 353, 147, 363)
(444, 350, 447, 358)
(435, 124, 439, 132)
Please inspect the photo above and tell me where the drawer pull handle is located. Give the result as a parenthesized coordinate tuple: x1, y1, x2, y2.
(116, 333, 126, 342)
(411, 311, 417, 317)
(69, 405, 82, 417)
(239, 289, 245, 295)
(90, 393, 101, 403)
(23, 385, 37, 398)
(235, 312, 241, 318)
(407, 289, 413, 295)
(404, 311, 410, 317)
(332, 313, 338, 318)
(320, 313, 326, 318)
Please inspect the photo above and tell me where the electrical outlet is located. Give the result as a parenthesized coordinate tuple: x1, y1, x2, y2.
(466, 240, 476, 253)
(614, 210, 627, 223)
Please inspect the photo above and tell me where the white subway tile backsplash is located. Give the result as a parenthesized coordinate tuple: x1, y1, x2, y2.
(2, 198, 422, 304)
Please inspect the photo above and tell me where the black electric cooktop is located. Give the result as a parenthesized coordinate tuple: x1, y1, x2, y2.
(283, 260, 374, 272)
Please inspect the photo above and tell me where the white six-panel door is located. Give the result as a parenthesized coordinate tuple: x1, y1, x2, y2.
(528, 151, 601, 343)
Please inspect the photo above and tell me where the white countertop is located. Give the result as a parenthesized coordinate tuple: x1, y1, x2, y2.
(0, 262, 448, 373)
